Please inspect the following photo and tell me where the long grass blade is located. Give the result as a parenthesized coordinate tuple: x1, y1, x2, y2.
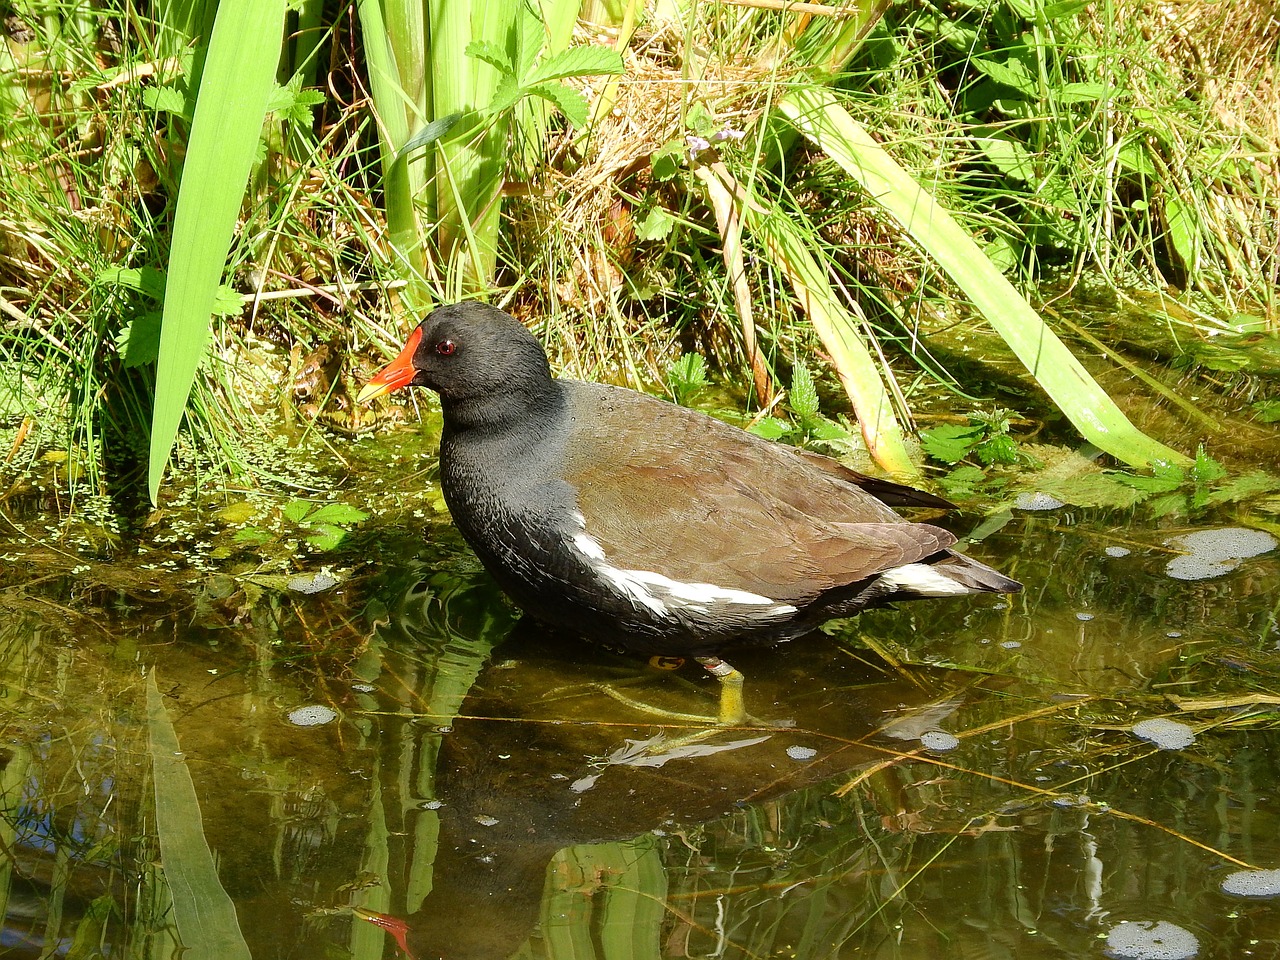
(699, 163, 920, 477)
(146, 673, 252, 960)
(778, 87, 1191, 469)
(149, 0, 288, 503)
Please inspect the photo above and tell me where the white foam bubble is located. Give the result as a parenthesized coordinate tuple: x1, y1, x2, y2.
(1105, 920, 1199, 960)
(288, 704, 337, 726)
(920, 731, 959, 751)
(1220, 868, 1280, 898)
(1132, 717, 1196, 750)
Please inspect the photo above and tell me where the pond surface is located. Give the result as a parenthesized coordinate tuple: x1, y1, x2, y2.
(0, 434, 1278, 960)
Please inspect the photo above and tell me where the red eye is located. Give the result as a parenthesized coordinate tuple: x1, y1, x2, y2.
(435, 339, 456, 356)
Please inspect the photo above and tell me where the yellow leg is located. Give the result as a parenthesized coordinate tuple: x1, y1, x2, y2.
(694, 657, 746, 726)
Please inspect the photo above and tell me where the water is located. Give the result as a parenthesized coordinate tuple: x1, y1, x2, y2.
(0, 456, 1277, 959)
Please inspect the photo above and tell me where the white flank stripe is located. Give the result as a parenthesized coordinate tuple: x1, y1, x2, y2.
(569, 531, 796, 619)
(879, 563, 969, 596)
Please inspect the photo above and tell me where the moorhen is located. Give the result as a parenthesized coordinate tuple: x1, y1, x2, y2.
(357, 302, 1021, 722)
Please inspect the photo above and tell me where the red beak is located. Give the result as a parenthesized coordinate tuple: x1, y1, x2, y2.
(356, 327, 423, 403)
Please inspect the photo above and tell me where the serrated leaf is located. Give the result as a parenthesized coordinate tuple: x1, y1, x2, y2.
(305, 523, 346, 551)
(525, 46, 623, 85)
(650, 141, 683, 181)
(466, 39, 514, 75)
(976, 434, 1020, 465)
(1190, 446, 1226, 483)
(488, 74, 522, 117)
(1207, 471, 1280, 506)
(1148, 492, 1188, 518)
(1253, 400, 1280, 423)
(212, 284, 243, 316)
(748, 418, 793, 441)
(636, 206, 675, 242)
(283, 499, 313, 523)
(118, 312, 164, 368)
(1039, 473, 1146, 509)
(306, 503, 370, 525)
(790, 362, 821, 426)
(143, 83, 189, 116)
(921, 423, 984, 464)
(528, 82, 588, 128)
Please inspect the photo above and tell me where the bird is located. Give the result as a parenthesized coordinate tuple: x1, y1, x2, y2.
(356, 302, 1021, 723)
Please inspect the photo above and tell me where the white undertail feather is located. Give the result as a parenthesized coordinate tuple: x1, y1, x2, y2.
(877, 562, 974, 597)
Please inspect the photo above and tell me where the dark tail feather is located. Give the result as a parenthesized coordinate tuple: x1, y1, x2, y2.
(933, 550, 1022, 593)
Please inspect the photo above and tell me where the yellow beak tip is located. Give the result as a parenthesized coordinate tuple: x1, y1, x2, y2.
(355, 382, 389, 405)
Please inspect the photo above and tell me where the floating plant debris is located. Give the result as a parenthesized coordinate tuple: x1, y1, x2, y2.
(1163, 527, 1277, 581)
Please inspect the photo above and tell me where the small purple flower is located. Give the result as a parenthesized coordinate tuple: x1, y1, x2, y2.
(713, 127, 746, 142)
(685, 135, 711, 152)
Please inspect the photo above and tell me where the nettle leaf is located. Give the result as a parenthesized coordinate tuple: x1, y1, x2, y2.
(526, 46, 623, 85)
(975, 434, 1020, 465)
(466, 39, 514, 76)
(1019, 443, 1144, 508)
(789, 362, 821, 427)
(1253, 400, 1280, 423)
(921, 423, 984, 464)
(1190, 446, 1226, 484)
(528, 82, 588, 128)
(1208, 471, 1280, 506)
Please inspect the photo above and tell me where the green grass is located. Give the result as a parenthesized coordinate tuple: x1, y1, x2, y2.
(0, 0, 1275, 512)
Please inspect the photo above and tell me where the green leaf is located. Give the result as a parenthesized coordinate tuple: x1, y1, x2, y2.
(525, 46, 623, 85)
(789, 361, 821, 427)
(779, 88, 1189, 470)
(1042, 0, 1090, 18)
(1118, 141, 1156, 176)
(650, 141, 684, 181)
(305, 524, 347, 551)
(118, 312, 164, 368)
(972, 133, 1035, 182)
(143, 83, 190, 117)
(1058, 81, 1109, 103)
(528, 82, 589, 128)
(147, 673, 252, 960)
(488, 74, 522, 116)
(149, 0, 287, 504)
(306, 503, 370, 525)
(922, 423, 984, 464)
(100, 265, 167, 299)
(1207, 470, 1280, 505)
(212, 284, 244, 316)
(466, 39, 515, 75)
(971, 57, 1036, 95)
(635, 206, 675, 241)
(1164, 193, 1199, 271)
(283, 499, 314, 523)
(1190, 445, 1226, 484)
(976, 433, 1020, 465)
(1253, 400, 1280, 423)
(748, 417, 793, 441)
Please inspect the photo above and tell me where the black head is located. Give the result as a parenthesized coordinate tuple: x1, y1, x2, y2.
(358, 302, 552, 404)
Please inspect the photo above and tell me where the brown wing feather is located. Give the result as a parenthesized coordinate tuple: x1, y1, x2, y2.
(561, 384, 954, 604)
